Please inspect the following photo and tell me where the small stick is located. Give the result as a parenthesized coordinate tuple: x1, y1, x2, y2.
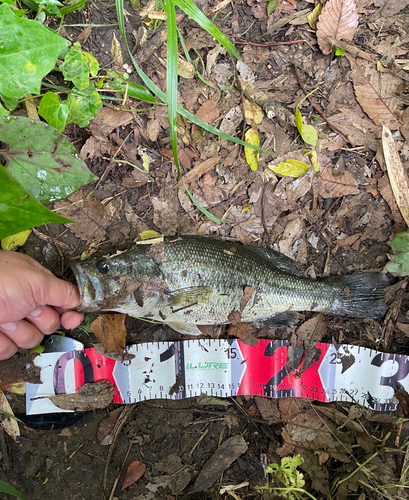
(293, 65, 351, 144)
(235, 39, 305, 46)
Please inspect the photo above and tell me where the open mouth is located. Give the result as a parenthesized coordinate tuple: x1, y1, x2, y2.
(70, 261, 105, 312)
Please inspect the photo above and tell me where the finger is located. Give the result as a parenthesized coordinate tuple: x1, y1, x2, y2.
(61, 311, 84, 330)
(0, 331, 18, 360)
(26, 306, 61, 335)
(0, 320, 44, 350)
(40, 279, 81, 310)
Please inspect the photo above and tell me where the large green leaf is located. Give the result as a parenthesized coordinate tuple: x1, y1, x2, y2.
(0, 4, 69, 99)
(0, 116, 98, 203)
(0, 166, 71, 240)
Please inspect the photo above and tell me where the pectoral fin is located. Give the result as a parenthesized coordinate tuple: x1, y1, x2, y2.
(126, 295, 160, 317)
(167, 322, 203, 336)
(167, 286, 213, 309)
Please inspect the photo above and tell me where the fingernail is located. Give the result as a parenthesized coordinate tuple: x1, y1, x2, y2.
(27, 307, 44, 318)
(0, 322, 17, 333)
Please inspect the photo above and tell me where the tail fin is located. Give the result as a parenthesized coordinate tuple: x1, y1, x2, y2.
(327, 272, 388, 319)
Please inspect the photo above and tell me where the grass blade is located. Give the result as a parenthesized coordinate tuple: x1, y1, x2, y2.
(174, 0, 240, 60)
(115, 0, 276, 155)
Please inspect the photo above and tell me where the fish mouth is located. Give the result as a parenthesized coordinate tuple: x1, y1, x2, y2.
(70, 261, 105, 313)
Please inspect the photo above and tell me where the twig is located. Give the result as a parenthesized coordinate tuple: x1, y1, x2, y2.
(235, 39, 305, 47)
(108, 442, 132, 500)
(103, 405, 136, 490)
(293, 65, 351, 144)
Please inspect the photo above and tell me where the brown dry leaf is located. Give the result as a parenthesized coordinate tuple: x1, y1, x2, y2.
(239, 286, 256, 312)
(178, 148, 192, 169)
(0, 388, 20, 440)
(97, 407, 123, 445)
(316, 0, 358, 55)
(227, 310, 257, 345)
(122, 461, 146, 490)
(89, 108, 133, 140)
(46, 380, 115, 411)
(90, 314, 127, 356)
(352, 62, 401, 129)
(254, 396, 282, 424)
(80, 136, 111, 161)
(54, 191, 114, 243)
(192, 435, 248, 493)
(282, 409, 351, 459)
(315, 166, 358, 198)
(177, 156, 220, 186)
(278, 398, 307, 422)
(195, 100, 220, 124)
(382, 125, 409, 225)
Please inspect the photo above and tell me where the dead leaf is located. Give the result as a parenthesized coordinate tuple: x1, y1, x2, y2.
(0, 388, 20, 440)
(281, 409, 351, 460)
(80, 136, 111, 161)
(90, 314, 127, 356)
(382, 125, 409, 225)
(177, 156, 220, 187)
(192, 435, 248, 493)
(315, 167, 358, 198)
(97, 407, 123, 445)
(352, 61, 401, 129)
(243, 98, 264, 125)
(254, 396, 282, 424)
(146, 117, 162, 142)
(401, 107, 409, 140)
(89, 107, 133, 140)
(227, 310, 257, 345)
(45, 380, 115, 411)
(122, 461, 146, 490)
(239, 286, 256, 312)
(316, 0, 358, 55)
(195, 100, 220, 124)
(278, 398, 306, 422)
(122, 169, 150, 188)
(54, 191, 114, 243)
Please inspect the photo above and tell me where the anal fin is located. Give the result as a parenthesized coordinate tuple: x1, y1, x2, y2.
(257, 311, 300, 327)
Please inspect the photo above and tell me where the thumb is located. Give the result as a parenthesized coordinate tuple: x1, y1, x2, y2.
(43, 277, 82, 310)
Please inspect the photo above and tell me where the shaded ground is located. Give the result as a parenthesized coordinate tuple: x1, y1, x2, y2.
(1, 0, 409, 498)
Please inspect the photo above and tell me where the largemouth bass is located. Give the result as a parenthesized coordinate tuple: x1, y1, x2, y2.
(71, 236, 388, 336)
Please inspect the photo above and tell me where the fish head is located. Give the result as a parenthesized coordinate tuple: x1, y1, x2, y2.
(70, 246, 156, 312)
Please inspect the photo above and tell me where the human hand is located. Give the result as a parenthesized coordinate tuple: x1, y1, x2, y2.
(0, 251, 84, 360)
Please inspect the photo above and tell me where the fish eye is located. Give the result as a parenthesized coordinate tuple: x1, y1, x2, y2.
(96, 259, 110, 274)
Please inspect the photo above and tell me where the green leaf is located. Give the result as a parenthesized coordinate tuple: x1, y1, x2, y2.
(0, 116, 98, 203)
(108, 81, 157, 103)
(173, 0, 240, 60)
(386, 231, 409, 277)
(244, 128, 259, 171)
(0, 4, 69, 99)
(66, 83, 103, 127)
(0, 93, 18, 111)
(0, 0, 16, 5)
(60, 42, 99, 90)
(0, 480, 25, 500)
(268, 159, 310, 177)
(38, 92, 69, 132)
(295, 107, 318, 146)
(0, 166, 71, 240)
(267, 0, 278, 16)
(0, 103, 9, 116)
(335, 47, 345, 56)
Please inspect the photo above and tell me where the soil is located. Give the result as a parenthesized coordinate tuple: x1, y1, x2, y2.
(1, 0, 409, 498)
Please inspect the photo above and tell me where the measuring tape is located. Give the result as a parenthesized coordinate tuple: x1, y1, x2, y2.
(26, 339, 409, 415)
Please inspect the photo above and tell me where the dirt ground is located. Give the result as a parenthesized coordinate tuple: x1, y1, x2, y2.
(1, 0, 409, 498)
